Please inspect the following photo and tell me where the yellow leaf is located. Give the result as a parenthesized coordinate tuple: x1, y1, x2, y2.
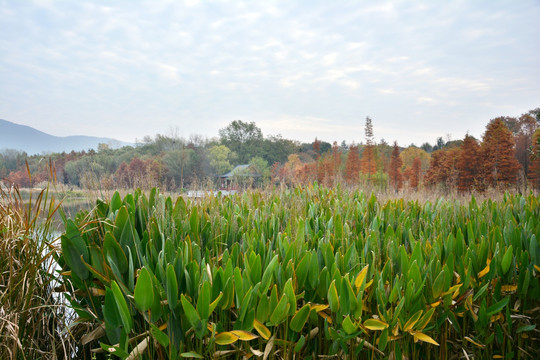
(355, 265, 369, 288)
(215, 332, 239, 345)
(490, 313, 503, 323)
(309, 303, 329, 312)
(403, 310, 423, 332)
(430, 300, 441, 308)
(442, 283, 462, 296)
(478, 264, 490, 278)
(363, 318, 388, 331)
(253, 319, 271, 340)
(230, 330, 258, 341)
(365, 279, 373, 288)
(493, 355, 503, 359)
(534, 264, 540, 272)
(411, 331, 439, 346)
(465, 336, 485, 348)
(501, 285, 517, 293)
(88, 288, 106, 297)
(317, 311, 333, 324)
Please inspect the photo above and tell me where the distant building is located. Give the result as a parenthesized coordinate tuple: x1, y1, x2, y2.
(219, 164, 261, 190)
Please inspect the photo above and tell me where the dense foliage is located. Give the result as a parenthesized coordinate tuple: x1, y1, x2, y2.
(1, 108, 539, 192)
(58, 187, 539, 359)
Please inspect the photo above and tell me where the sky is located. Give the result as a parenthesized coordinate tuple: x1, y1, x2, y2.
(1, 0, 539, 147)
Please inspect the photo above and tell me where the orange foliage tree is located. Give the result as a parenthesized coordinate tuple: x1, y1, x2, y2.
(424, 148, 461, 190)
(528, 128, 540, 189)
(482, 118, 521, 187)
(388, 141, 403, 192)
(409, 157, 422, 191)
(457, 135, 482, 192)
(344, 144, 361, 184)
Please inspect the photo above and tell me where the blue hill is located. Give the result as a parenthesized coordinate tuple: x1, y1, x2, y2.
(0, 119, 133, 155)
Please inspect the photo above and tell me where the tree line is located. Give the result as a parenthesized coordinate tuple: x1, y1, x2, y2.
(1, 108, 539, 193)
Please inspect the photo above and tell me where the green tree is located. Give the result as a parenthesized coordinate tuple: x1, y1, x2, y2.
(219, 120, 263, 163)
(208, 145, 233, 176)
(249, 156, 270, 185)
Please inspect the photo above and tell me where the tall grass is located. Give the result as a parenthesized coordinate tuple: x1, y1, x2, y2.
(0, 175, 75, 359)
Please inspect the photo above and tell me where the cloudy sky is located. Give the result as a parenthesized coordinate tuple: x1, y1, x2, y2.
(1, 0, 539, 146)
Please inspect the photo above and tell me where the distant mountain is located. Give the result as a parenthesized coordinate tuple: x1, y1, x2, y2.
(0, 119, 133, 155)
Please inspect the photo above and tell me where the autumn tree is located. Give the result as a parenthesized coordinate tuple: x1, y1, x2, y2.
(528, 128, 540, 189)
(409, 157, 422, 190)
(388, 141, 403, 192)
(313, 138, 321, 160)
(332, 141, 342, 183)
(344, 144, 361, 184)
(424, 148, 461, 190)
(456, 135, 481, 192)
(482, 118, 521, 188)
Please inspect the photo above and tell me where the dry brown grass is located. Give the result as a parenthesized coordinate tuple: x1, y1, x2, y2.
(0, 181, 76, 359)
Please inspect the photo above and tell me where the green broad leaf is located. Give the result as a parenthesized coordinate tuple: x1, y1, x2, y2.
(334, 214, 343, 239)
(342, 315, 358, 335)
(111, 281, 132, 333)
(269, 293, 289, 326)
(295, 252, 311, 290)
(113, 206, 129, 241)
(134, 267, 154, 311)
(328, 279, 340, 313)
(208, 292, 223, 315)
(61, 220, 90, 280)
(180, 351, 204, 359)
(181, 294, 201, 329)
(260, 255, 278, 295)
(431, 271, 445, 299)
(294, 335, 306, 352)
(239, 286, 255, 322)
(249, 254, 262, 285)
(197, 281, 211, 320)
(257, 295, 270, 323)
(487, 297, 510, 316)
(189, 207, 199, 238)
(296, 219, 305, 243)
(166, 264, 178, 310)
(127, 247, 134, 292)
(501, 245, 513, 275)
(473, 282, 490, 302)
(415, 307, 435, 331)
(379, 327, 389, 351)
(104, 232, 128, 274)
(100, 343, 130, 359)
(290, 304, 310, 333)
(150, 323, 169, 348)
(308, 251, 320, 289)
(103, 287, 121, 329)
(61, 234, 90, 280)
(110, 191, 122, 213)
(516, 324, 536, 333)
(283, 279, 296, 316)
